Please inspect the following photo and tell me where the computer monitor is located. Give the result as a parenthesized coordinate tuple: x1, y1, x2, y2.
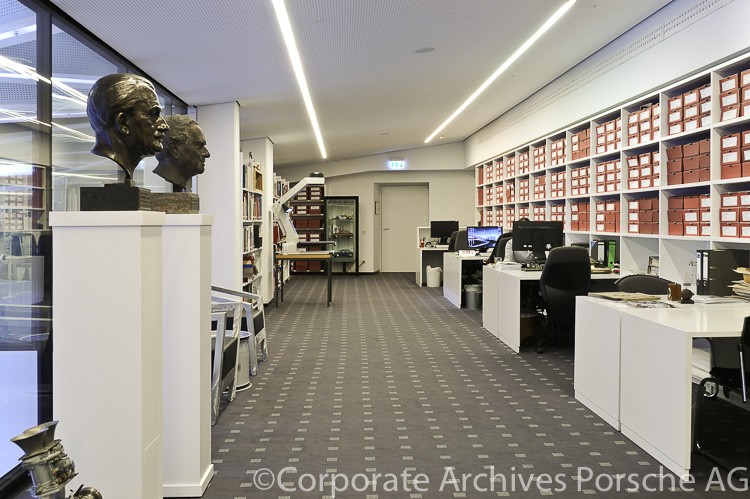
(467, 226, 502, 250)
(430, 220, 459, 245)
(512, 220, 564, 262)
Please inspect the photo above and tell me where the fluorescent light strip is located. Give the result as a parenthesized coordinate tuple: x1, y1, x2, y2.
(425, 0, 577, 143)
(272, 0, 327, 159)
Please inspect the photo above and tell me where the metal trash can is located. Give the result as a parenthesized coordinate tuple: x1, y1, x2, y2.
(237, 331, 252, 390)
(426, 266, 442, 287)
(464, 284, 482, 309)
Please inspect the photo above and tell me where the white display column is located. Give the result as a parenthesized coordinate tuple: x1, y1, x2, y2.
(50, 211, 165, 499)
(161, 214, 214, 497)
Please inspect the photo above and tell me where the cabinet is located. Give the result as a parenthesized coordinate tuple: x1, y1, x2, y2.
(473, 50, 750, 286)
(325, 196, 359, 274)
(241, 159, 263, 294)
(290, 184, 325, 273)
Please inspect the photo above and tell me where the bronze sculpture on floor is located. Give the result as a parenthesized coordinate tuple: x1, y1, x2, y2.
(81, 73, 169, 210)
(151, 115, 209, 213)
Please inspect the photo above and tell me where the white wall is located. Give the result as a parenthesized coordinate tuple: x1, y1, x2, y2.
(276, 142, 474, 272)
(465, 0, 750, 166)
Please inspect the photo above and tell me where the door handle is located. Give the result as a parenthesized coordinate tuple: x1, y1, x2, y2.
(383, 227, 390, 231)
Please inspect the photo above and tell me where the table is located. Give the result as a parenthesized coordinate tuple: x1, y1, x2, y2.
(416, 246, 448, 286)
(274, 251, 333, 307)
(482, 264, 619, 352)
(442, 253, 485, 308)
(574, 296, 750, 479)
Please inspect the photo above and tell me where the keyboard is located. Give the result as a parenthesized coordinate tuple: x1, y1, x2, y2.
(521, 262, 545, 271)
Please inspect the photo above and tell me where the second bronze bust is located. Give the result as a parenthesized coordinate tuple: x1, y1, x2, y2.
(153, 115, 210, 192)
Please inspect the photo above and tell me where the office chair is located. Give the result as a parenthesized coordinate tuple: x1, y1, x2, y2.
(488, 232, 511, 264)
(693, 315, 750, 474)
(534, 246, 591, 353)
(454, 229, 469, 251)
(614, 274, 671, 294)
(447, 231, 459, 252)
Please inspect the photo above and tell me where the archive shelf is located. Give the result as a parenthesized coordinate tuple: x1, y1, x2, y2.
(289, 183, 325, 274)
(242, 159, 264, 294)
(474, 50, 750, 285)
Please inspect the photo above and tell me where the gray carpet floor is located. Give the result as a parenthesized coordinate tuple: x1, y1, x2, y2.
(197, 273, 745, 498)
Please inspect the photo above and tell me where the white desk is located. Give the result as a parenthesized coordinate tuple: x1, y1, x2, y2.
(483, 265, 619, 352)
(575, 296, 750, 479)
(416, 247, 448, 286)
(620, 305, 750, 479)
(442, 253, 485, 308)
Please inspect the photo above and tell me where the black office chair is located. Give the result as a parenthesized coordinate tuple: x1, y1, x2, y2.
(488, 232, 511, 264)
(447, 231, 459, 252)
(614, 274, 671, 294)
(453, 229, 469, 251)
(693, 315, 750, 474)
(534, 246, 591, 353)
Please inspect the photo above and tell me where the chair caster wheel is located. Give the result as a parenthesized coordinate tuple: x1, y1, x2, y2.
(537, 347, 544, 354)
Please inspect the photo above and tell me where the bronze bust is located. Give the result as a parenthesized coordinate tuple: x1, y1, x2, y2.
(153, 115, 210, 192)
(87, 73, 169, 186)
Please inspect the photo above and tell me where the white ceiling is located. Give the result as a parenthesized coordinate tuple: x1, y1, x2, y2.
(50, 0, 673, 170)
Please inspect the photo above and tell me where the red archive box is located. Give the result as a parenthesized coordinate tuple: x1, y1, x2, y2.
(722, 192, 740, 207)
(722, 105, 741, 121)
(668, 196, 684, 209)
(684, 223, 700, 237)
(682, 156, 699, 170)
(721, 223, 739, 238)
(684, 195, 700, 210)
(684, 89, 700, 107)
(666, 145, 683, 160)
(683, 103, 699, 120)
(669, 122, 684, 135)
(721, 89, 740, 109)
(668, 222, 684, 235)
(683, 209, 700, 223)
(668, 209, 683, 222)
(721, 208, 740, 223)
(722, 133, 741, 150)
(720, 74, 739, 93)
(668, 95, 683, 111)
(667, 171, 683, 185)
(723, 164, 741, 179)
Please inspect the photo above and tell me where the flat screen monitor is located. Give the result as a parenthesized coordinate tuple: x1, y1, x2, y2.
(467, 226, 502, 250)
(430, 220, 459, 245)
(512, 220, 564, 262)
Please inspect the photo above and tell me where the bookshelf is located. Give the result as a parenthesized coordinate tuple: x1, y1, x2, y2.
(474, 51, 750, 287)
(242, 157, 263, 294)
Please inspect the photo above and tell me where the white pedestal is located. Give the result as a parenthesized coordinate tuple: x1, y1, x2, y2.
(50, 211, 165, 499)
(162, 214, 214, 496)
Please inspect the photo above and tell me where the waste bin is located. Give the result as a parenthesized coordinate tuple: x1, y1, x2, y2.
(520, 311, 539, 341)
(237, 331, 252, 390)
(464, 284, 482, 309)
(426, 266, 442, 287)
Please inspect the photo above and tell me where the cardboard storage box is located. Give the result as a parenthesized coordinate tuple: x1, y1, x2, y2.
(720, 74, 739, 93)
(722, 164, 742, 179)
(668, 222, 683, 235)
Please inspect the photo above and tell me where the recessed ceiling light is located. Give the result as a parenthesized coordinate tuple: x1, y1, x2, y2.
(424, 0, 577, 143)
(272, 0, 327, 159)
(414, 47, 435, 54)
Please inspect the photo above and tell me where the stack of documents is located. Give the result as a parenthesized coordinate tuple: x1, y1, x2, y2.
(589, 291, 661, 301)
(731, 268, 750, 299)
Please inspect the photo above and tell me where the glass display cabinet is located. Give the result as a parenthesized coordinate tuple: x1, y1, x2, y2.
(325, 196, 359, 274)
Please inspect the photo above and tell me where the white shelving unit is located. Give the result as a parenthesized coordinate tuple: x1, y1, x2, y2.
(241, 158, 263, 296)
(474, 51, 750, 286)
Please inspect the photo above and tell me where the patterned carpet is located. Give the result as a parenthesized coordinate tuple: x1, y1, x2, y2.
(196, 273, 745, 498)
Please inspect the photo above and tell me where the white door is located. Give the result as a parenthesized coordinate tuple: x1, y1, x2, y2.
(381, 185, 428, 272)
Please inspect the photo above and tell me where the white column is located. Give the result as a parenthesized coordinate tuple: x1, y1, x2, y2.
(196, 102, 242, 290)
(242, 137, 274, 304)
(50, 211, 165, 499)
(161, 214, 214, 497)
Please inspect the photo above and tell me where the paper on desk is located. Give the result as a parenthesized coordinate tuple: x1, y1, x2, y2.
(589, 291, 661, 301)
(692, 295, 746, 304)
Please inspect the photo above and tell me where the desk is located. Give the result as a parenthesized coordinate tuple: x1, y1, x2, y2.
(274, 252, 333, 307)
(575, 296, 750, 478)
(442, 253, 485, 308)
(416, 247, 448, 286)
(482, 265, 619, 352)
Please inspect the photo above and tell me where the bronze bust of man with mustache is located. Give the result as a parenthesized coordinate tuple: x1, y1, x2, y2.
(153, 115, 210, 192)
(87, 73, 169, 187)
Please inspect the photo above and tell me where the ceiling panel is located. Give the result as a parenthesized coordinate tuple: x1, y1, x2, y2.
(49, 0, 673, 168)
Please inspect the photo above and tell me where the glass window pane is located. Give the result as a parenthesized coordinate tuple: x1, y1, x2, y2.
(0, 0, 45, 481)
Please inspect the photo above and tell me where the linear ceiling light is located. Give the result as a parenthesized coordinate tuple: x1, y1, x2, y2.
(272, 0, 327, 159)
(425, 0, 577, 143)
